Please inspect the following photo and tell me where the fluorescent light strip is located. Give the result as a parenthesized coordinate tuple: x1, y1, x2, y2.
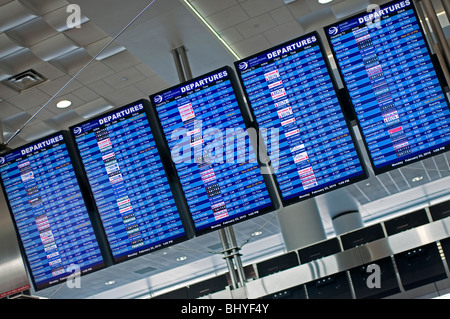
(183, 0, 241, 60)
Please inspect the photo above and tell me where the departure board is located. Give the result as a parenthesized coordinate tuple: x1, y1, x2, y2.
(325, 0, 450, 174)
(70, 100, 188, 263)
(234, 32, 366, 205)
(0, 132, 105, 290)
(150, 67, 276, 235)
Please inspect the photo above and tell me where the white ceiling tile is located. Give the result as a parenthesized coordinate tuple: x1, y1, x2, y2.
(269, 5, 295, 25)
(233, 34, 270, 58)
(85, 37, 126, 60)
(133, 75, 170, 96)
(102, 67, 146, 90)
(73, 97, 113, 119)
(1, 110, 30, 131)
(32, 62, 66, 81)
(0, 0, 36, 32)
(235, 13, 277, 39)
(44, 109, 84, 130)
(285, 0, 312, 19)
(239, 0, 284, 18)
(7, 86, 50, 111)
(43, 5, 89, 32)
(49, 47, 92, 74)
(189, 0, 237, 17)
(0, 64, 12, 81)
(29, 33, 79, 61)
(26, 104, 56, 122)
(0, 33, 24, 59)
(104, 85, 146, 107)
(20, 0, 69, 15)
(63, 21, 108, 47)
(218, 27, 244, 45)
(71, 86, 100, 102)
(134, 63, 157, 78)
(207, 5, 249, 32)
(102, 50, 141, 72)
(19, 120, 57, 141)
(0, 82, 18, 100)
(36, 74, 83, 96)
(0, 100, 22, 119)
(0, 48, 42, 75)
(86, 79, 115, 96)
(263, 20, 304, 46)
(68, 61, 115, 85)
(5, 16, 58, 46)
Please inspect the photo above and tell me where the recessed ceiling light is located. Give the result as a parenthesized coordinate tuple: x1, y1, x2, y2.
(56, 100, 72, 108)
(105, 280, 115, 286)
(318, 0, 333, 3)
(252, 231, 262, 237)
(176, 256, 187, 262)
(412, 176, 423, 182)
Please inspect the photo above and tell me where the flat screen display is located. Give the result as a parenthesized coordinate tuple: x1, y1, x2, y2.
(150, 67, 276, 235)
(325, 0, 450, 174)
(234, 32, 366, 205)
(70, 100, 188, 263)
(0, 132, 105, 290)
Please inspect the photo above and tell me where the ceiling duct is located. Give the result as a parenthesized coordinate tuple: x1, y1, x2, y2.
(2, 69, 47, 92)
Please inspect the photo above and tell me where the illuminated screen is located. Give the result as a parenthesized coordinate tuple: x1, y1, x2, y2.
(150, 67, 276, 235)
(234, 32, 366, 205)
(325, 0, 450, 174)
(71, 100, 187, 263)
(0, 133, 105, 290)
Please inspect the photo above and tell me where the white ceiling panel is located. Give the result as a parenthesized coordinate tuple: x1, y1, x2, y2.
(19, 0, 69, 16)
(30, 33, 79, 61)
(239, 0, 284, 18)
(49, 47, 93, 73)
(63, 21, 108, 47)
(0, 33, 23, 59)
(5, 16, 58, 47)
(0, 47, 42, 75)
(207, 5, 249, 32)
(234, 13, 277, 39)
(0, 0, 36, 32)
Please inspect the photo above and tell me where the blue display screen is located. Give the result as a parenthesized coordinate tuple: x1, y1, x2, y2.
(234, 33, 366, 204)
(325, 0, 450, 174)
(71, 101, 187, 263)
(150, 67, 274, 234)
(0, 133, 105, 290)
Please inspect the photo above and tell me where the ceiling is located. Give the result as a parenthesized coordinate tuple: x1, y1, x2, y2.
(0, 0, 449, 299)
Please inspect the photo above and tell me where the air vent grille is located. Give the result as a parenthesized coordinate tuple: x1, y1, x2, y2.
(2, 69, 47, 92)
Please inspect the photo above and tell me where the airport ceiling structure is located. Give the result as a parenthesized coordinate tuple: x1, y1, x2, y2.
(0, 0, 449, 298)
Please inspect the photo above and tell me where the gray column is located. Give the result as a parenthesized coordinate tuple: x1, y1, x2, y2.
(277, 198, 327, 251)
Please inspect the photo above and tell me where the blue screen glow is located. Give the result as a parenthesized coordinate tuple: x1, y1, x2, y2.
(71, 101, 187, 263)
(0, 133, 105, 290)
(235, 33, 366, 204)
(325, 0, 450, 173)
